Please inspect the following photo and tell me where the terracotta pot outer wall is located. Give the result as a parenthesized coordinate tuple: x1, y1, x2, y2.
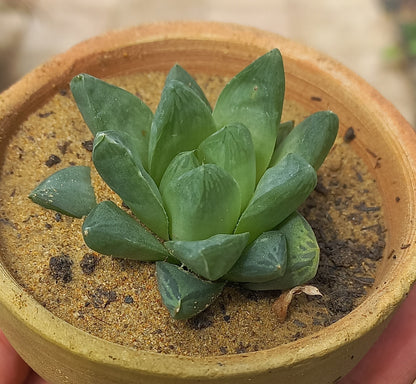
(0, 21, 416, 384)
(0, 283, 390, 384)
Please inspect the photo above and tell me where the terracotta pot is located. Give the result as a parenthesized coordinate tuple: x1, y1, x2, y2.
(0, 21, 415, 384)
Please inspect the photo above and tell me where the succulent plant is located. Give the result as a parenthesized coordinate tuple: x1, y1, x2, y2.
(29, 49, 339, 320)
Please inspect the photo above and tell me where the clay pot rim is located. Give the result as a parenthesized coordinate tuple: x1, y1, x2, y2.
(1, 21, 416, 379)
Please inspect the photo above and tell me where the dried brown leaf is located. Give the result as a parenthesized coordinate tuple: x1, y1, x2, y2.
(272, 285, 323, 322)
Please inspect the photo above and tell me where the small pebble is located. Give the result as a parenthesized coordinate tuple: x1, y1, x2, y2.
(344, 127, 356, 143)
(49, 254, 73, 283)
(45, 154, 61, 167)
(326, 156, 342, 172)
(82, 140, 93, 152)
(80, 253, 99, 275)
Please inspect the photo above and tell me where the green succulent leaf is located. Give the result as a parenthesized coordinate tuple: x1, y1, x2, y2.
(165, 232, 250, 281)
(197, 122, 256, 210)
(165, 64, 211, 110)
(82, 201, 168, 261)
(212, 49, 285, 181)
(235, 153, 317, 242)
(148, 79, 217, 184)
(156, 261, 225, 319)
(244, 212, 319, 291)
(162, 164, 241, 241)
(70, 73, 153, 170)
(92, 130, 169, 239)
(225, 230, 287, 283)
(159, 151, 201, 197)
(29, 166, 96, 218)
(270, 111, 339, 170)
(275, 120, 295, 147)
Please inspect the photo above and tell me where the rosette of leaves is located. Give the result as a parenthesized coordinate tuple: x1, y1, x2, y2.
(29, 49, 339, 320)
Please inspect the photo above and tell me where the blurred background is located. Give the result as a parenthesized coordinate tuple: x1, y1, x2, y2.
(0, 0, 415, 125)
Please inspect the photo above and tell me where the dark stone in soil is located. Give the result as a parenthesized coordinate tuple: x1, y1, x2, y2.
(81, 140, 94, 152)
(310, 96, 322, 102)
(315, 181, 329, 196)
(219, 346, 228, 354)
(344, 127, 356, 143)
(49, 254, 73, 283)
(45, 154, 61, 167)
(353, 201, 381, 212)
(38, 111, 54, 118)
(293, 319, 307, 328)
(90, 287, 117, 308)
(58, 141, 72, 155)
(80, 253, 99, 275)
(235, 342, 249, 354)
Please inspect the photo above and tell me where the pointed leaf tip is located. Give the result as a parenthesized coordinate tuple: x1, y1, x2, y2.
(165, 64, 211, 110)
(162, 163, 241, 241)
(213, 49, 285, 181)
(156, 262, 225, 319)
(197, 123, 256, 211)
(244, 212, 320, 291)
(165, 232, 250, 281)
(226, 230, 287, 283)
(148, 80, 216, 184)
(70, 73, 153, 170)
(159, 151, 201, 197)
(29, 166, 96, 218)
(235, 153, 317, 242)
(82, 201, 168, 261)
(270, 111, 339, 170)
